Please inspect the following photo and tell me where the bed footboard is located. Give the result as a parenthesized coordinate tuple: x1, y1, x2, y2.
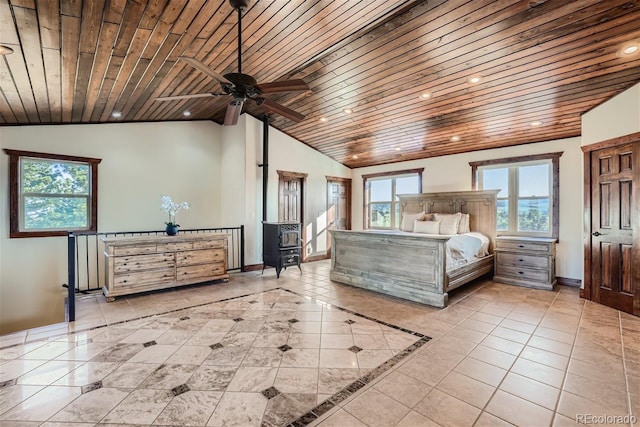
(330, 230, 450, 308)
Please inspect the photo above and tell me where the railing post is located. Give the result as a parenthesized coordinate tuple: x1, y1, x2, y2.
(67, 231, 76, 322)
(240, 225, 245, 272)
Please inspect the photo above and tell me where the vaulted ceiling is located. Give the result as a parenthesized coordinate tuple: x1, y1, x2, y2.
(1, 0, 639, 168)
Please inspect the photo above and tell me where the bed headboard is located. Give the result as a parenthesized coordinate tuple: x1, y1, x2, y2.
(397, 190, 499, 252)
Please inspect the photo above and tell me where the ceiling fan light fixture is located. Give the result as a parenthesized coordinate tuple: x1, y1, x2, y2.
(0, 45, 14, 55)
(468, 76, 482, 84)
(183, 111, 191, 117)
(394, 146, 402, 151)
(343, 108, 353, 114)
(450, 135, 461, 142)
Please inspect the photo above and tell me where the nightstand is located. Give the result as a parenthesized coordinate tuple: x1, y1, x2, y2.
(493, 236, 557, 290)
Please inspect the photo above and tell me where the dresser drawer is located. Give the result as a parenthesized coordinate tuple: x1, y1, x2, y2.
(113, 244, 157, 256)
(496, 252, 549, 269)
(496, 240, 552, 253)
(157, 242, 194, 252)
(193, 239, 225, 250)
(176, 249, 224, 266)
(495, 264, 549, 282)
(280, 248, 300, 256)
(114, 253, 175, 273)
(113, 268, 174, 287)
(177, 263, 225, 281)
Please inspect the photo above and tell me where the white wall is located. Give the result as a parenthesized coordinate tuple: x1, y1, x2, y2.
(351, 137, 584, 281)
(0, 121, 223, 334)
(582, 82, 640, 146)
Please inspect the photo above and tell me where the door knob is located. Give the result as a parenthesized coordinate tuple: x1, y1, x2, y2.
(592, 231, 604, 236)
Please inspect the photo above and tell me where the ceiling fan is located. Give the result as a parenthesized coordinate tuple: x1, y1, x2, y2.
(155, 0, 309, 126)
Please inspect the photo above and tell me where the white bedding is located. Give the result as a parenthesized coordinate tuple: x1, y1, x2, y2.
(445, 232, 490, 271)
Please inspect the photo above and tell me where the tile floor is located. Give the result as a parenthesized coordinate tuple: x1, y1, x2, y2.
(0, 260, 638, 427)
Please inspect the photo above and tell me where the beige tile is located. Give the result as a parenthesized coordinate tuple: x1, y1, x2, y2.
(468, 345, 516, 370)
(485, 390, 553, 426)
(274, 367, 318, 394)
(474, 412, 515, 426)
(414, 388, 481, 427)
(454, 356, 507, 387)
(519, 346, 569, 370)
(0, 386, 81, 422)
(534, 326, 576, 345)
(315, 409, 367, 427)
(320, 334, 354, 349)
(499, 372, 560, 410)
(480, 335, 524, 356)
(344, 388, 410, 427)
(499, 318, 537, 334)
(511, 357, 565, 388)
(397, 355, 456, 387)
(206, 391, 267, 427)
(556, 391, 618, 420)
(396, 410, 442, 427)
(49, 387, 130, 423)
(562, 373, 629, 412)
(490, 326, 530, 344)
(226, 367, 277, 392)
(449, 326, 488, 344)
(436, 371, 495, 409)
(527, 336, 573, 357)
(373, 371, 431, 408)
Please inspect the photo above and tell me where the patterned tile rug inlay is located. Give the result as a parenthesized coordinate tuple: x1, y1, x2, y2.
(0, 288, 430, 427)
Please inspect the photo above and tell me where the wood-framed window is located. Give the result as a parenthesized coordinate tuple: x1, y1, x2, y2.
(363, 168, 423, 229)
(470, 152, 562, 239)
(4, 149, 101, 238)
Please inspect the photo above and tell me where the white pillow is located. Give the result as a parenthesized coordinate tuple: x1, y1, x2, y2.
(457, 213, 470, 234)
(414, 220, 440, 234)
(400, 211, 425, 232)
(434, 213, 462, 235)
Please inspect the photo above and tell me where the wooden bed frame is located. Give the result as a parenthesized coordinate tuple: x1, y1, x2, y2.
(330, 190, 499, 308)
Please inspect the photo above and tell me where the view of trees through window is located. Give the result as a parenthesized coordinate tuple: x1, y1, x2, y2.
(366, 172, 421, 229)
(21, 158, 90, 230)
(480, 162, 551, 235)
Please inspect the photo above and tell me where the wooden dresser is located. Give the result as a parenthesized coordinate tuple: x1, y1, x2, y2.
(493, 236, 557, 290)
(102, 233, 228, 301)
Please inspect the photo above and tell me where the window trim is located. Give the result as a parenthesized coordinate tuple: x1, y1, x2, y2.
(470, 152, 561, 239)
(362, 167, 423, 229)
(4, 149, 102, 238)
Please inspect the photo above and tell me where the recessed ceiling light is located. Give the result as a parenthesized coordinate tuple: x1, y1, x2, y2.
(352, 154, 358, 159)
(450, 135, 461, 142)
(529, 120, 543, 127)
(183, 111, 191, 117)
(343, 108, 353, 114)
(621, 44, 639, 55)
(111, 111, 122, 118)
(319, 117, 328, 122)
(420, 92, 432, 100)
(468, 76, 482, 84)
(0, 45, 14, 55)
(395, 146, 402, 151)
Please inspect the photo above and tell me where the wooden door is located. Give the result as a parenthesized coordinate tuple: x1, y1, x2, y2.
(327, 177, 351, 255)
(278, 170, 307, 258)
(590, 142, 638, 314)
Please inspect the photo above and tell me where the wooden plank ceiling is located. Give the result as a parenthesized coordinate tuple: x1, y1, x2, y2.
(0, 0, 639, 168)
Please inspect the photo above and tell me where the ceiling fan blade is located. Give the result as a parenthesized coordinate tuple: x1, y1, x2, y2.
(224, 100, 244, 126)
(256, 79, 309, 94)
(262, 98, 305, 122)
(179, 57, 233, 85)
(154, 93, 224, 101)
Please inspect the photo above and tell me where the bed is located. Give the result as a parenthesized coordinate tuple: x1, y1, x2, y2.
(330, 190, 499, 308)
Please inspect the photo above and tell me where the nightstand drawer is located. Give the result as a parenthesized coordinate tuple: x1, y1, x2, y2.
(496, 240, 552, 253)
(495, 264, 549, 282)
(496, 252, 549, 269)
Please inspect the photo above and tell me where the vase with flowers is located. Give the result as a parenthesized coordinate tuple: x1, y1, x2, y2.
(161, 195, 190, 235)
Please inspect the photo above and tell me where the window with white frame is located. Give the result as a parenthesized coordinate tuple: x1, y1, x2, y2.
(363, 168, 423, 229)
(4, 149, 101, 238)
(470, 153, 561, 238)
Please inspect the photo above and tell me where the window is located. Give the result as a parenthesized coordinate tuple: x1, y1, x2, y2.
(363, 168, 423, 229)
(4, 149, 101, 238)
(470, 152, 561, 238)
